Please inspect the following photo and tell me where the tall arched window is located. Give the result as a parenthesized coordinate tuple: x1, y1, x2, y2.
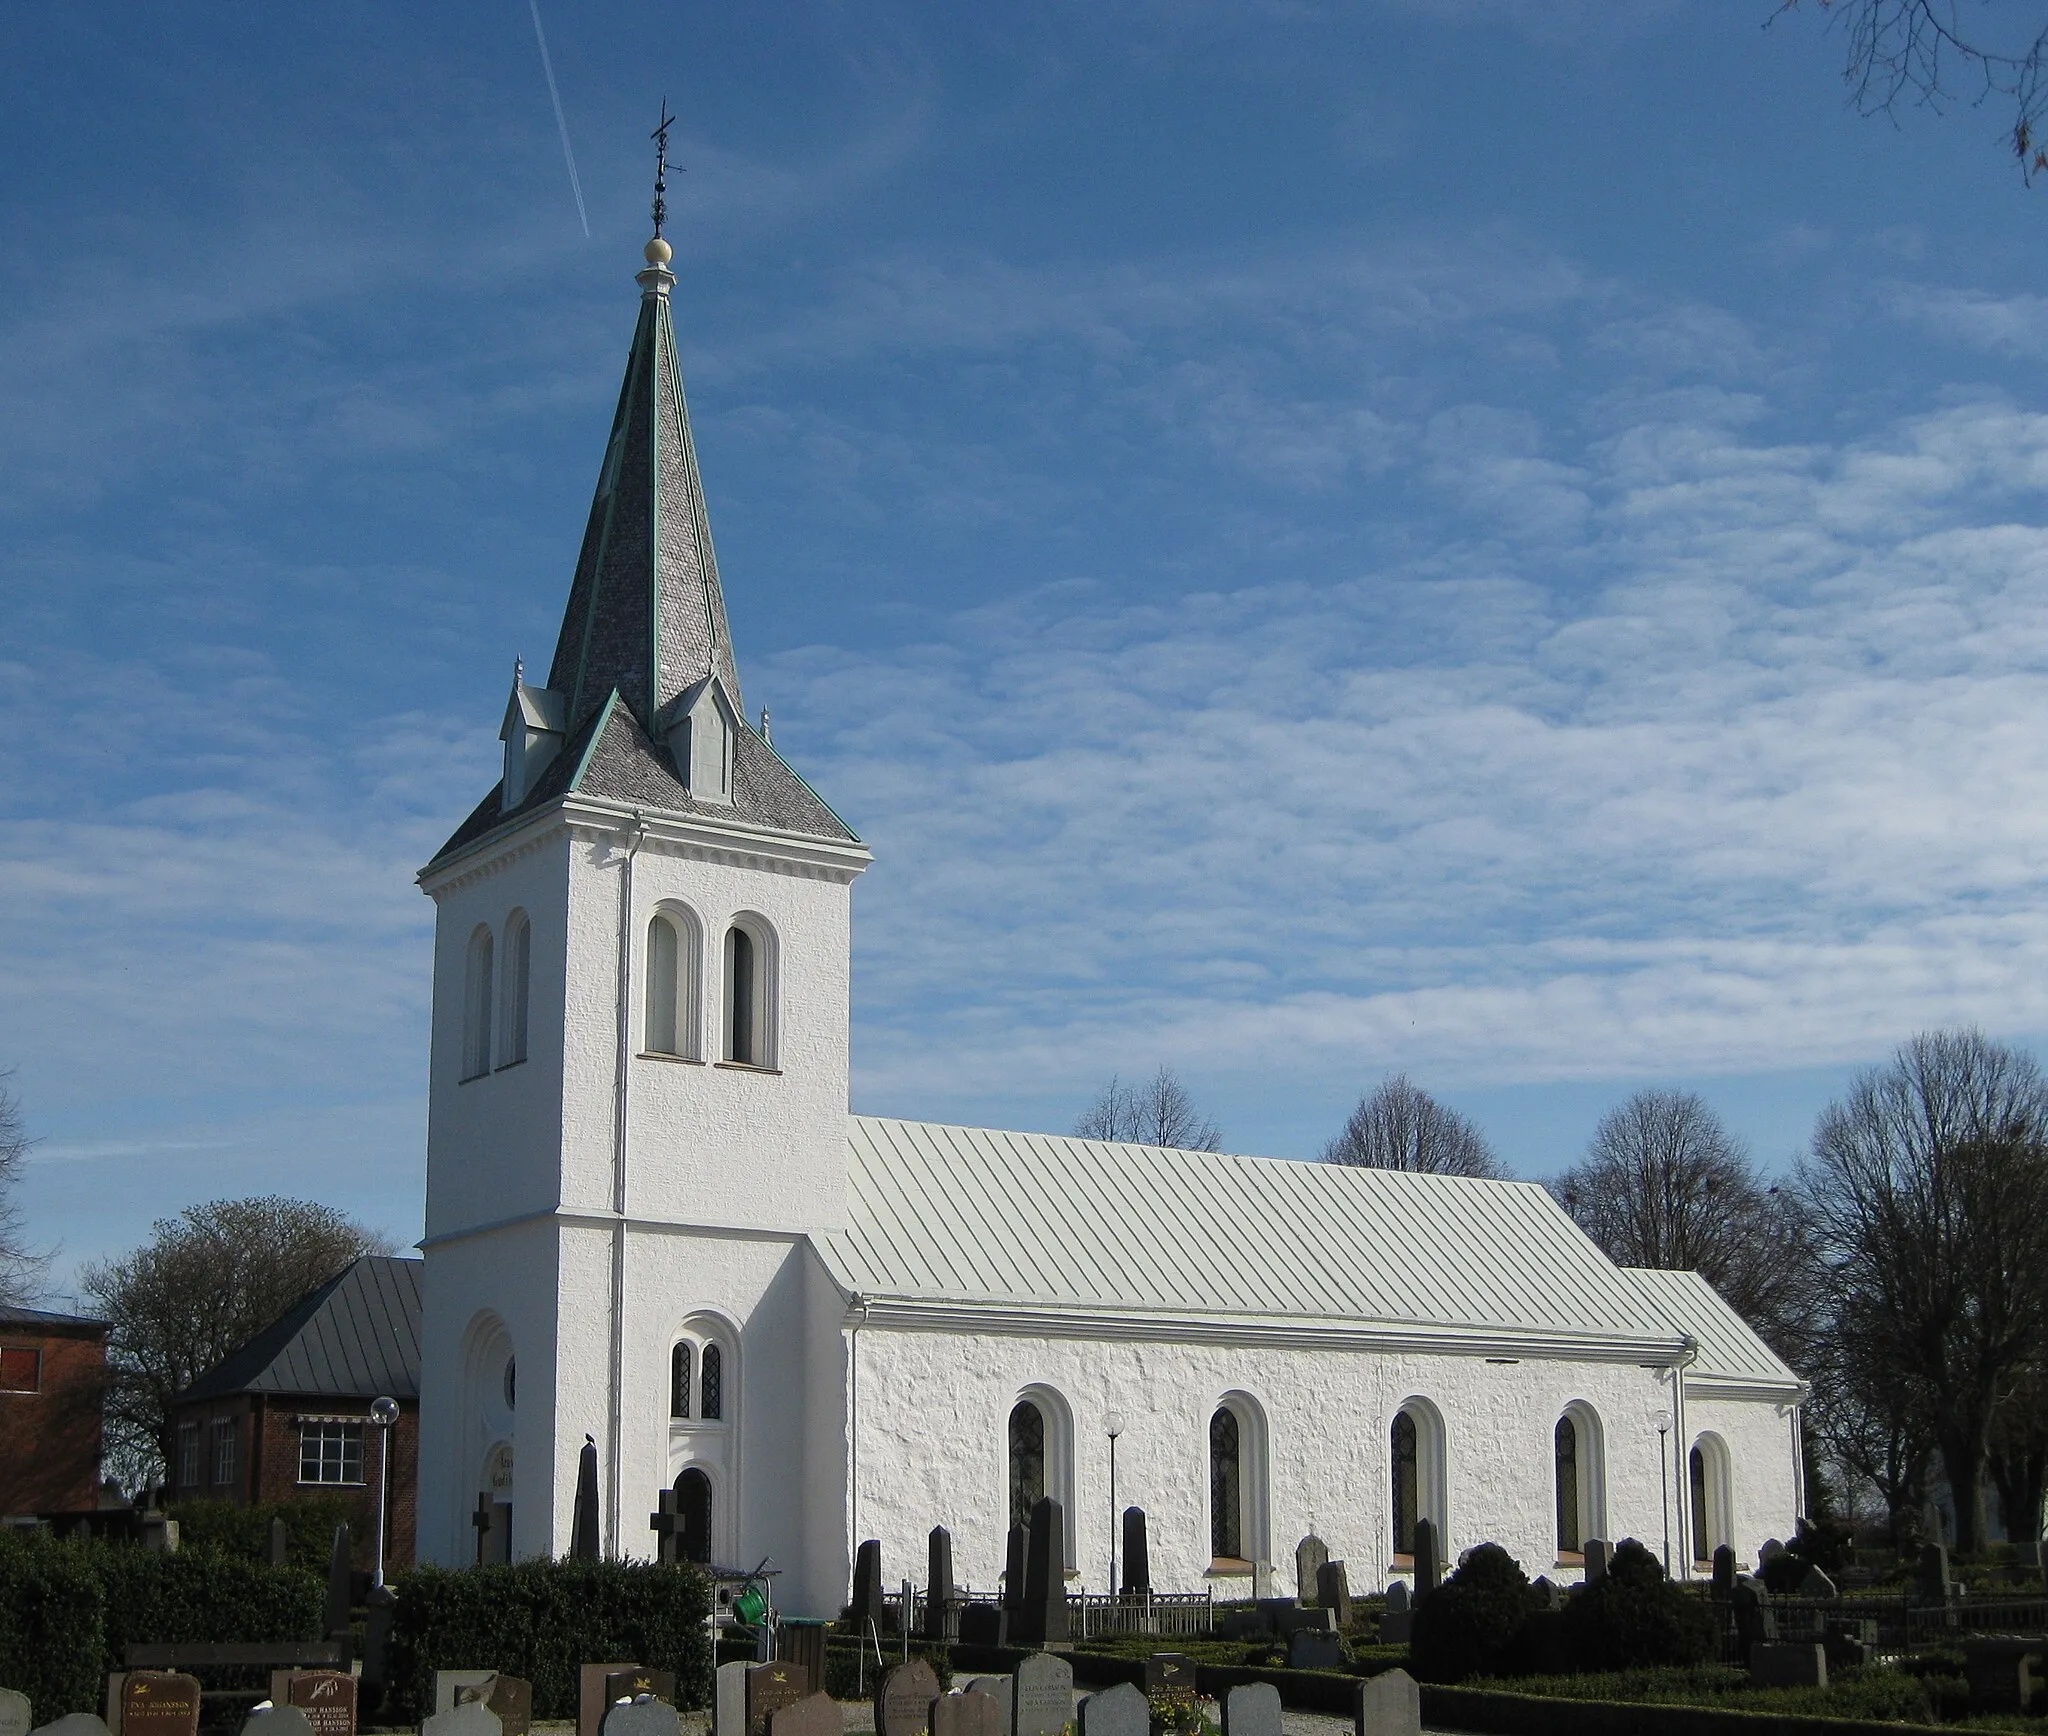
(670, 1343, 692, 1419)
(725, 926, 757, 1064)
(499, 910, 531, 1067)
(1210, 1407, 1243, 1562)
(1690, 1434, 1732, 1565)
(647, 916, 680, 1055)
(1555, 1415, 1581, 1554)
(462, 925, 494, 1081)
(1008, 1400, 1045, 1532)
(1391, 1410, 1419, 1558)
(700, 1344, 723, 1420)
(676, 1467, 712, 1564)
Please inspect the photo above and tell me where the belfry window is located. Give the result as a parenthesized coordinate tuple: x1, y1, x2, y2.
(725, 927, 756, 1064)
(499, 910, 530, 1067)
(462, 926, 494, 1081)
(670, 1343, 692, 1420)
(648, 917, 680, 1055)
(1008, 1400, 1045, 1532)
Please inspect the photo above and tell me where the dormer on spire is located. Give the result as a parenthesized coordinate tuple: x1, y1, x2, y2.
(500, 658, 566, 810)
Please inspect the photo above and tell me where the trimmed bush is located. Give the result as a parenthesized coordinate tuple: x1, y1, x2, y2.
(383, 1560, 714, 1724)
(1409, 1543, 1532, 1683)
(1561, 1540, 1716, 1672)
(166, 1498, 358, 1571)
(89, 1542, 322, 1677)
(0, 1532, 107, 1720)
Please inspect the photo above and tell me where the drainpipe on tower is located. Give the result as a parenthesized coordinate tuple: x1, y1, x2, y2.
(605, 810, 648, 1557)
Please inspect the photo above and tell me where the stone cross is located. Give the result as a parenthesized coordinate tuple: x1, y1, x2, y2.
(874, 1659, 939, 1736)
(1295, 1536, 1329, 1602)
(1410, 1520, 1441, 1599)
(931, 1694, 999, 1736)
(1120, 1508, 1149, 1597)
(1220, 1685, 1280, 1736)
(1011, 1655, 1073, 1736)
(649, 1490, 681, 1567)
(851, 1540, 888, 1634)
(1355, 1670, 1420, 1736)
(1315, 1560, 1352, 1628)
(473, 1494, 496, 1564)
(1018, 1497, 1069, 1645)
(1077, 1684, 1144, 1736)
(923, 1527, 955, 1641)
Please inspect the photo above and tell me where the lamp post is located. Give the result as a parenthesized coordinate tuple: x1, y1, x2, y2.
(370, 1396, 400, 1587)
(1106, 1416, 1124, 1597)
(1656, 1418, 1672, 1577)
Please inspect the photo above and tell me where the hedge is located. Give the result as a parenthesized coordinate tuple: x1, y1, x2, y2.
(382, 1561, 714, 1725)
(165, 1498, 358, 1572)
(0, 1534, 320, 1720)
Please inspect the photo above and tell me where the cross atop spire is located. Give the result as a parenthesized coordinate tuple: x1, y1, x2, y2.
(650, 100, 676, 239)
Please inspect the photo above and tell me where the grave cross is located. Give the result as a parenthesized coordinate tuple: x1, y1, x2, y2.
(649, 1491, 682, 1567)
(473, 1495, 496, 1565)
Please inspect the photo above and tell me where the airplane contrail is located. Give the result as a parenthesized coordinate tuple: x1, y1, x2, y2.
(529, 0, 590, 238)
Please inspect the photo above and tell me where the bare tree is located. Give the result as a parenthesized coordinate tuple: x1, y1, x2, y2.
(1553, 1089, 1810, 1353)
(1804, 1324, 1936, 1548)
(0, 1075, 50, 1307)
(1321, 1075, 1506, 1178)
(1796, 1029, 2048, 1551)
(1781, 1, 2048, 180)
(1987, 1366, 2048, 1548)
(1074, 1067, 1221, 1151)
(83, 1197, 393, 1488)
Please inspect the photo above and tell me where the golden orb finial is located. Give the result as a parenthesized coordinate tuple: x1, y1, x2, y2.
(644, 236, 673, 266)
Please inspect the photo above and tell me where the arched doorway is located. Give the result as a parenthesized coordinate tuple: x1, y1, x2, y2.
(676, 1467, 713, 1565)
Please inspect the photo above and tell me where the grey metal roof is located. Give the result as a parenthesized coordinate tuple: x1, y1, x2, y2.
(817, 1118, 1715, 1356)
(178, 1256, 421, 1404)
(1620, 1267, 1802, 1392)
(0, 1304, 106, 1334)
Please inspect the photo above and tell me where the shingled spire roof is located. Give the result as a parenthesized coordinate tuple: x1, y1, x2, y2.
(548, 238, 741, 733)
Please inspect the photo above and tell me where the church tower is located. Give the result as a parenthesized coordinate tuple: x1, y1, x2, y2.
(413, 212, 868, 1589)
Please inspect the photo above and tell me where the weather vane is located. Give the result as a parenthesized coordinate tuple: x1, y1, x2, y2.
(651, 100, 677, 238)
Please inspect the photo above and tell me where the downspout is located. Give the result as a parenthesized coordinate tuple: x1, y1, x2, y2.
(606, 810, 647, 1556)
(1672, 1335, 1699, 1579)
(848, 1296, 867, 1599)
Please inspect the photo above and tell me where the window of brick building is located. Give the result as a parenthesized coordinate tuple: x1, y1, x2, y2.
(0, 1347, 39, 1392)
(298, 1421, 366, 1486)
(178, 1421, 200, 1487)
(210, 1416, 238, 1487)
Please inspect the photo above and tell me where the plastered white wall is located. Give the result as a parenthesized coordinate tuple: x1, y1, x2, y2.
(847, 1326, 1800, 1599)
(1685, 1388, 1801, 1566)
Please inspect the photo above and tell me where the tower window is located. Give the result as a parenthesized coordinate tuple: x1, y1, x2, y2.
(725, 927, 756, 1064)
(700, 1343, 723, 1420)
(670, 1342, 691, 1419)
(644, 908, 701, 1059)
(462, 926, 495, 1081)
(499, 910, 531, 1068)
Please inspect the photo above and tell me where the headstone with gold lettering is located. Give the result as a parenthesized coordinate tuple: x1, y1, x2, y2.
(874, 1659, 939, 1736)
(120, 1675, 200, 1736)
(273, 1673, 355, 1736)
(744, 1665, 807, 1736)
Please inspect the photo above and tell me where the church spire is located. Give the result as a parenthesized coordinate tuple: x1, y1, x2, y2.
(546, 126, 740, 735)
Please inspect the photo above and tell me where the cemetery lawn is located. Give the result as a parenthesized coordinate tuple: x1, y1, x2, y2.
(1489, 1663, 2033, 1727)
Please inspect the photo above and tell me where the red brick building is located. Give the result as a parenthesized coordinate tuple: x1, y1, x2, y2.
(0, 1304, 109, 1515)
(167, 1257, 420, 1565)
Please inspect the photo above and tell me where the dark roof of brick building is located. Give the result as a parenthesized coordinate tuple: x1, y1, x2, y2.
(0, 1304, 107, 1337)
(178, 1256, 420, 1404)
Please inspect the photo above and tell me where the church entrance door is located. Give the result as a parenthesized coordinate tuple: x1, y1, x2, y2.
(676, 1467, 712, 1564)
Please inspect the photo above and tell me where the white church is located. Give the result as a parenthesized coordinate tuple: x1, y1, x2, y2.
(413, 227, 1807, 1615)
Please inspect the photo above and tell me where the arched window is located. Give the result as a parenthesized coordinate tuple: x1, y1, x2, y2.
(676, 1467, 712, 1564)
(700, 1344, 723, 1420)
(1690, 1434, 1732, 1565)
(1555, 1415, 1581, 1554)
(1391, 1410, 1418, 1558)
(1008, 1400, 1045, 1532)
(462, 926, 494, 1081)
(645, 906, 701, 1059)
(725, 926, 757, 1064)
(670, 1343, 691, 1419)
(499, 910, 531, 1067)
(1391, 1398, 1446, 1564)
(1210, 1407, 1243, 1562)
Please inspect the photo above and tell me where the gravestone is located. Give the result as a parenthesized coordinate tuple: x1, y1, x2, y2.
(277, 1673, 355, 1736)
(1379, 1580, 1412, 1645)
(1964, 1638, 2043, 1714)
(581, 1667, 648, 1736)
(1529, 1577, 1562, 1612)
(268, 1516, 289, 1568)
(1287, 1630, 1343, 1671)
(1012, 1653, 1073, 1736)
(1296, 1536, 1329, 1602)
(1018, 1498, 1069, 1646)
(1758, 1539, 1787, 1569)
(601, 1701, 679, 1736)
(933, 1693, 1000, 1736)
(745, 1665, 809, 1736)
(0, 1691, 32, 1736)
(1711, 1545, 1736, 1601)
(1076, 1683, 1144, 1736)
(768, 1698, 838, 1736)
(1252, 1560, 1276, 1600)
(474, 1681, 530, 1736)
(1121, 1508, 1149, 1597)
(1411, 1521, 1440, 1599)
(1220, 1685, 1280, 1736)
(421, 1704, 500, 1736)
(958, 1605, 1006, 1648)
(32, 1721, 111, 1736)
(1749, 1643, 1826, 1690)
(1354, 1670, 1420, 1736)
(324, 1526, 353, 1642)
(851, 1541, 889, 1634)
(1142, 1657, 1193, 1696)
(241, 1710, 313, 1736)
(1582, 1539, 1609, 1586)
(1916, 1544, 1953, 1601)
(1002, 1527, 1027, 1616)
(925, 1527, 956, 1641)
(433, 1677, 494, 1716)
(1798, 1565, 1838, 1600)
(1316, 1561, 1353, 1628)
(121, 1675, 200, 1736)
(875, 1659, 940, 1736)
(715, 1664, 749, 1736)
(965, 1681, 1011, 1734)
(604, 1673, 674, 1719)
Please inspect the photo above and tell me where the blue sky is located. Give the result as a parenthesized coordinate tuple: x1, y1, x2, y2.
(8, 2, 2048, 1293)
